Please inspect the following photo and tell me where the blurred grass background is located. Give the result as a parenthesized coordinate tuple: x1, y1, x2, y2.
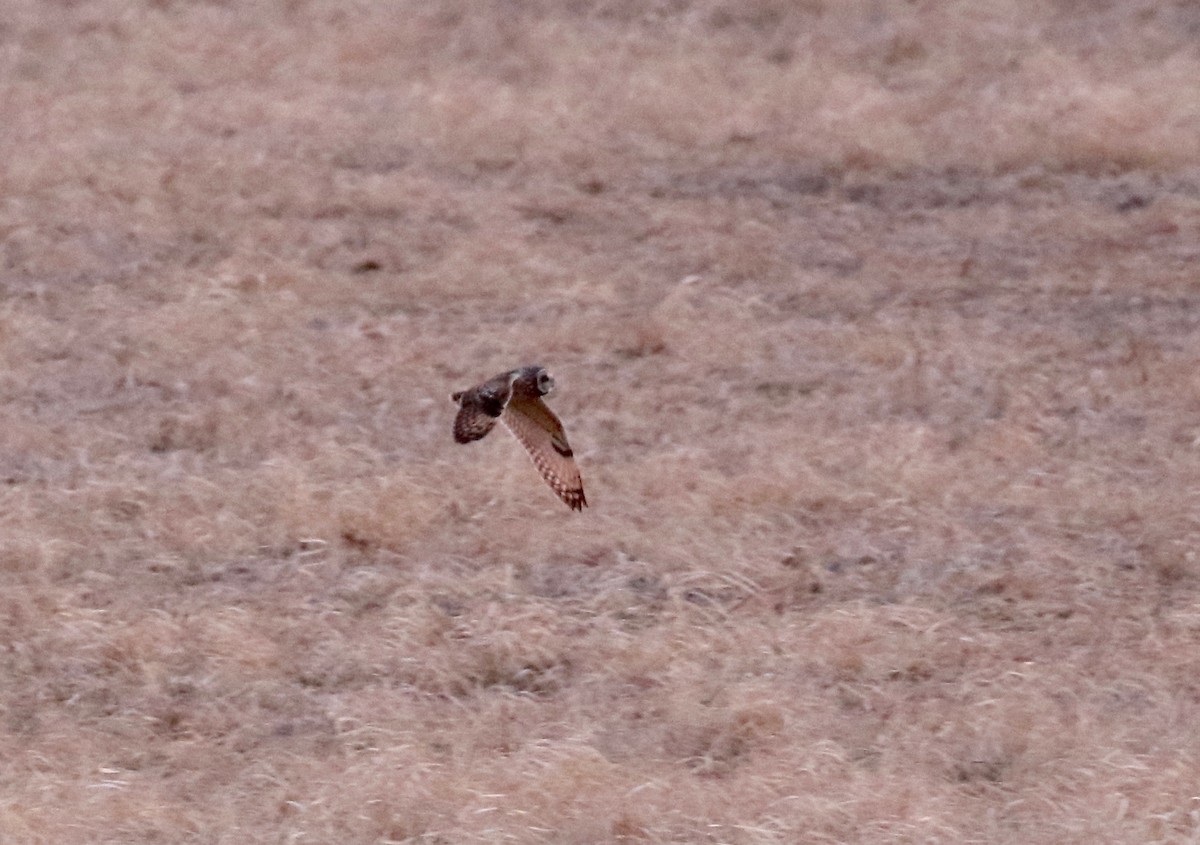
(1, 1, 1199, 842)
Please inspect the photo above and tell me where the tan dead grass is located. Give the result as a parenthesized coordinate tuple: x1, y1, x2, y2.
(2, 0, 1200, 842)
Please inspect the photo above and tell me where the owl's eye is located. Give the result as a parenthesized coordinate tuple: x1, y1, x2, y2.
(537, 372, 554, 393)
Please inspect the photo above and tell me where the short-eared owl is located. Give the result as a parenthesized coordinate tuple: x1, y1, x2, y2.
(451, 365, 587, 511)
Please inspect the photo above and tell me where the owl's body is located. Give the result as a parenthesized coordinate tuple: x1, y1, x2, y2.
(451, 365, 587, 511)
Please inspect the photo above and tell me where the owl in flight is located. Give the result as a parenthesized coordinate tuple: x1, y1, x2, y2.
(451, 365, 587, 511)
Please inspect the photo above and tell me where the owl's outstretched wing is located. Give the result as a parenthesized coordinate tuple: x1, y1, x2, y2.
(452, 394, 500, 443)
(501, 395, 587, 511)
(451, 375, 514, 444)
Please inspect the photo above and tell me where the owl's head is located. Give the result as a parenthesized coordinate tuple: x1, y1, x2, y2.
(512, 365, 555, 396)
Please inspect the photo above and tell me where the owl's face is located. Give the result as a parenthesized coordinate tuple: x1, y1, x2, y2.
(510, 365, 554, 396)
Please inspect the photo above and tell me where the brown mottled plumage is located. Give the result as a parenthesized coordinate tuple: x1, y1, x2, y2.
(451, 365, 587, 511)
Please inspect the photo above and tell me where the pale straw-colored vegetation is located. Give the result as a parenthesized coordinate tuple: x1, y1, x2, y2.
(2, 1, 1200, 842)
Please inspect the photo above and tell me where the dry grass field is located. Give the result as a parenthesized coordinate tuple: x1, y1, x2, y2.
(2, 0, 1200, 842)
